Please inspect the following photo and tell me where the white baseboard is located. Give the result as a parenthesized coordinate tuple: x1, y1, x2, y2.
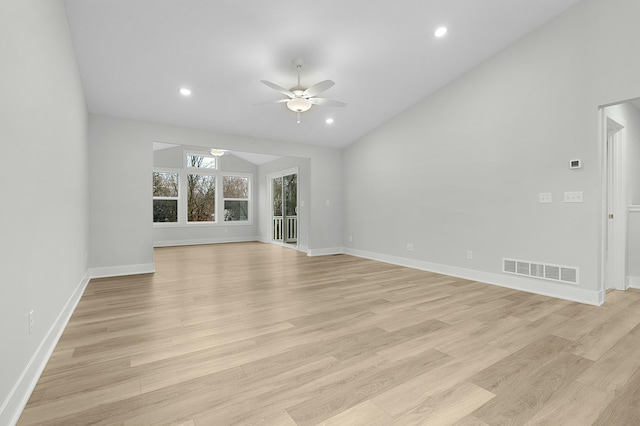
(89, 263, 155, 279)
(1, 271, 91, 426)
(256, 238, 307, 254)
(628, 276, 640, 289)
(258, 239, 308, 254)
(153, 236, 259, 248)
(344, 248, 602, 306)
(307, 247, 344, 257)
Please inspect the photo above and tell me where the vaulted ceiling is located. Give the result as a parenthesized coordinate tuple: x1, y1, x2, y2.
(64, 0, 582, 148)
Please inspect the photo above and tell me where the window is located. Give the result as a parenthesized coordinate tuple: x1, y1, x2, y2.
(223, 176, 249, 221)
(153, 151, 252, 226)
(153, 172, 178, 222)
(187, 174, 216, 222)
(186, 153, 217, 169)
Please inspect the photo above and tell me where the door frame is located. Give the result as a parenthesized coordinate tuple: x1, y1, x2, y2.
(267, 167, 299, 249)
(599, 108, 627, 301)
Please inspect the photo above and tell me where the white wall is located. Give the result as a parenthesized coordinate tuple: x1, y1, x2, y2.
(0, 1, 89, 423)
(88, 116, 155, 277)
(342, 0, 640, 305)
(89, 114, 343, 274)
(152, 146, 260, 246)
(257, 157, 312, 250)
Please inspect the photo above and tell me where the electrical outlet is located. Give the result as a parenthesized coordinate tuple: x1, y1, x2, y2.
(539, 193, 552, 204)
(467, 250, 473, 260)
(407, 243, 414, 251)
(348, 236, 353, 243)
(564, 191, 583, 203)
(29, 310, 34, 335)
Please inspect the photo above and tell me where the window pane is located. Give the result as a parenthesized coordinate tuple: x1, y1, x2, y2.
(153, 172, 178, 197)
(284, 174, 297, 216)
(187, 154, 216, 169)
(188, 174, 215, 222)
(153, 200, 177, 222)
(223, 176, 249, 199)
(224, 200, 248, 221)
(272, 177, 282, 216)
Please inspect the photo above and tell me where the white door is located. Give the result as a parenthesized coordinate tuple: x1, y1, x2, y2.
(605, 116, 625, 290)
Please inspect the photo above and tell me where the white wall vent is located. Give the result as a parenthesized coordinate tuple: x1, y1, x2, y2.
(502, 258, 579, 285)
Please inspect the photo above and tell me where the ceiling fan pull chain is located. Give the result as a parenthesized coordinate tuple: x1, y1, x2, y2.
(297, 111, 301, 124)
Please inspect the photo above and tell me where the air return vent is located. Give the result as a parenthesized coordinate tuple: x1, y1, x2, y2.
(503, 258, 579, 285)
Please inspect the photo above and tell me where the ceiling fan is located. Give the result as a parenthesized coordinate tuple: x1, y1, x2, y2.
(259, 58, 346, 123)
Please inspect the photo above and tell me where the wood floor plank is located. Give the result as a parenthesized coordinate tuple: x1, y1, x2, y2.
(371, 345, 509, 417)
(592, 365, 640, 426)
(192, 354, 394, 425)
(523, 381, 613, 426)
(16, 242, 640, 425)
(469, 334, 573, 395)
(376, 319, 483, 363)
(453, 416, 491, 426)
(489, 313, 568, 354)
(435, 316, 528, 358)
(389, 381, 495, 426)
(471, 352, 593, 425)
(285, 349, 450, 425)
(315, 401, 392, 426)
(576, 332, 640, 394)
(19, 380, 141, 425)
(567, 308, 640, 361)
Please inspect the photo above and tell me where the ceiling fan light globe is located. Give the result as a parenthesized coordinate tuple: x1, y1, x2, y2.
(287, 98, 312, 113)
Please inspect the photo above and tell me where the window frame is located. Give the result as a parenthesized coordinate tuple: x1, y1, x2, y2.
(184, 151, 218, 170)
(152, 168, 180, 225)
(186, 172, 217, 224)
(222, 174, 252, 223)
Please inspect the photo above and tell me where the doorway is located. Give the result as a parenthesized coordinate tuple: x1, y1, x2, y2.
(270, 168, 298, 247)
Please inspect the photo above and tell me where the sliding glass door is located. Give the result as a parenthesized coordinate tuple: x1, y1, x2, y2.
(271, 172, 297, 244)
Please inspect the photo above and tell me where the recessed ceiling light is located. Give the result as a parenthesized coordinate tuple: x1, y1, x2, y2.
(326, 118, 334, 124)
(179, 88, 192, 96)
(435, 27, 448, 38)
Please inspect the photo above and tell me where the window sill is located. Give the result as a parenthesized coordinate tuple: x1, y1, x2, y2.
(153, 222, 253, 228)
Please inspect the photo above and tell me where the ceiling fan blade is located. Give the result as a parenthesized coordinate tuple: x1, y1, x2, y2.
(260, 80, 294, 98)
(308, 98, 346, 107)
(253, 98, 290, 106)
(303, 80, 335, 98)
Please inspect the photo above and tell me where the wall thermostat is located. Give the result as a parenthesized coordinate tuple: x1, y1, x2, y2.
(569, 159, 582, 169)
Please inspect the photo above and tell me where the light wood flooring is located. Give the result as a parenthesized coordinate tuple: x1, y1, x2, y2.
(18, 242, 640, 425)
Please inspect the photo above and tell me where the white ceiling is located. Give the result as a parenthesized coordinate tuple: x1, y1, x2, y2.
(64, 0, 582, 149)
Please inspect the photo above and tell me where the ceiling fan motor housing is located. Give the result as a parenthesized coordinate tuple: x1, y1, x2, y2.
(287, 98, 312, 112)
